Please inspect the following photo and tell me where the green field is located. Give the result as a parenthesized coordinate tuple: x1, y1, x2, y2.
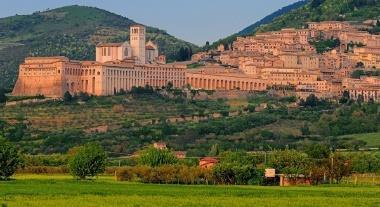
(1, 175, 380, 207)
(340, 133, 380, 148)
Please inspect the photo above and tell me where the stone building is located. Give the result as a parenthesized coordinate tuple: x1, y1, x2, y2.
(96, 24, 160, 65)
(351, 47, 380, 69)
(13, 25, 184, 97)
(342, 76, 380, 102)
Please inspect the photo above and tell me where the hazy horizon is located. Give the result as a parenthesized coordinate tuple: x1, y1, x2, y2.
(0, 0, 300, 45)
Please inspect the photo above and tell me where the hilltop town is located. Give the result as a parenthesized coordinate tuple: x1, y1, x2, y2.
(11, 21, 380, 102)
(192, 21, 380, 102)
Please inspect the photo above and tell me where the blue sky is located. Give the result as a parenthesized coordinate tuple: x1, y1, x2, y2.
(0, 0, 299, 45)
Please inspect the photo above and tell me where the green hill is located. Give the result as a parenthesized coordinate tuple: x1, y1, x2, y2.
(0, 5, 199, 90)
(210, 0, 309, 48)
(211, 0, 380, 49)
(256, 0, 380, 33)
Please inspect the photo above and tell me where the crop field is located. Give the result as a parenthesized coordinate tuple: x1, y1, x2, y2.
(1, 175, 380, 207)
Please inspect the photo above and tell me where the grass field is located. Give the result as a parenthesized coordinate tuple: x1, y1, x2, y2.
(1, 175, 380, 207)
(340, 132, 380, 148)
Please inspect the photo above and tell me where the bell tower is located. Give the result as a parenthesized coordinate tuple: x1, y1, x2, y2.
(130, 24, 146, 64)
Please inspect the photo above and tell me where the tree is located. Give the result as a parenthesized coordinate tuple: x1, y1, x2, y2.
(0, 138, 23, 180)
(138, 148, 178, 167)
(311, 0, 324, 8)
(300, 123, 311, 136)
(166, 81, 174, 91)
(305, 144, 330, 159)
(328, 153, 352, 183)
(357, 94, 364, 105)
(339, 91, 350, 104)
(305, 145, 330, 185)
(351, 69, 365, 78)
(351, 153, 380, 174)
(63, 91, 73, 103)
(77, 92, 90, 102)
(0, 89, 6, 104)
(300, 94, 319, 107)
(209, 144, 220, 156)
(213, 151, 262, 185)
(310, 37, 340, 54)
(268, 150, 310, 176)
(356, 62, 365, 68)
(204, 41, 210, 52)
(246, 104, 256, 113)
(176, 47, 193, 61)
(68, 143, 107, 180)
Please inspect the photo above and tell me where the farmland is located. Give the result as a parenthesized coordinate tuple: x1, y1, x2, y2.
(1, 175, 380, 207)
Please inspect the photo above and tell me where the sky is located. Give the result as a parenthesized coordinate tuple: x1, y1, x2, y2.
(0, 0, 300, 46)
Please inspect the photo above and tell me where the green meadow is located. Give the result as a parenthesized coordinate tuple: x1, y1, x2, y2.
(340, 132, 380, 148)
(1, 175, 380, 207)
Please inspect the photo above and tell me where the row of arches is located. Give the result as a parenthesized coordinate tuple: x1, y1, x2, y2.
(186, 76, 267, 91)
(66, 77, 96, 94)
(105, 76, 186, 95)
(349, 90, 380, 102)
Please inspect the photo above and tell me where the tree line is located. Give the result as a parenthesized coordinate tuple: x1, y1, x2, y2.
(3, 138, 379, 186)
(115, 146, 380, 185)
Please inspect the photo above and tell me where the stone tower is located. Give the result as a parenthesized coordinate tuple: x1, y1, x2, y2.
(130, 24, 146, 64)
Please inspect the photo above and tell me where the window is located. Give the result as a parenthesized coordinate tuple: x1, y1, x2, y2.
(124, 48, 128, 57)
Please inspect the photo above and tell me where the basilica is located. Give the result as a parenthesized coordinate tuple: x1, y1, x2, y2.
(12, 24, 184, 97)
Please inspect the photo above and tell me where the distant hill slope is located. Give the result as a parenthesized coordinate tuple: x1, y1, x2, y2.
(237, 0, 309, 36)
(256, 0, 380, 33)
(210, 0, 309, 48)
(211, 0, 380, 48)
(0, 5, 199, 90)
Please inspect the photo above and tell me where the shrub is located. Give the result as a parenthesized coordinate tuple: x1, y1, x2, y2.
(76, 92, 90, 102)
(138, 148, 178, 167)
(0, 139, 23, 180)
(246, 104, 256, 112)
(23, 154, 68, 167)
(112, 104, 125, 113)
(68, 143, 107, 180)
(17, 166, 68, 174)
(63, 91, 73, 103)
(116, 165, 214, 184)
